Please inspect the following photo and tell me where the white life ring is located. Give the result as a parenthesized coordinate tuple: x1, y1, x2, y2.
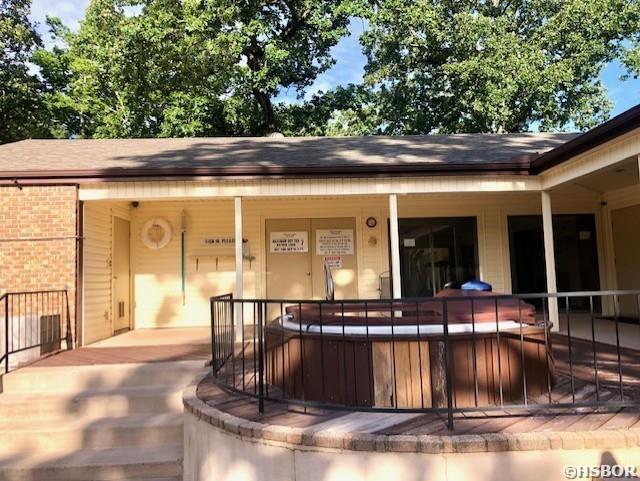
(141, 217, 173, 249)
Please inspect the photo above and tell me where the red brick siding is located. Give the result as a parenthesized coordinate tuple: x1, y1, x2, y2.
(0, 185, 78, 341)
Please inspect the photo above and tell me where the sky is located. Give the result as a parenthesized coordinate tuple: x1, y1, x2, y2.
(30, 0, 640, 120)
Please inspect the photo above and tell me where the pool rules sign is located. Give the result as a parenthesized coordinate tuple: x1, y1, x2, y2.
(270, 231, 309, 253)
(316, 229, 354, 255)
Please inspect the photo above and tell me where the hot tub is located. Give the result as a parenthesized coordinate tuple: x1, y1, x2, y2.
(265, 290, 555, 409)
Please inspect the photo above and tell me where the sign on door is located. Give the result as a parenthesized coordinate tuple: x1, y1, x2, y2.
(316, 229, 354, 255)
(270, 231, 309, 253)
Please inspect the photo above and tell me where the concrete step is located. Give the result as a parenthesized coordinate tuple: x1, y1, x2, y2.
(0, 444, 182, 481)
(0, 385, 184, 420)
(0, 413, 183, 451)
(2, 361, 206, 393)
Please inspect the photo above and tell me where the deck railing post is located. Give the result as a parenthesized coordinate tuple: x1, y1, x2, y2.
(257, 300, 265, 414)
(64, 290, 73, 350)
(210, 298, 216, 374)
(4, 294, 8, 374)
(230, 300, 236, 389)
(442, 299, 454, 430)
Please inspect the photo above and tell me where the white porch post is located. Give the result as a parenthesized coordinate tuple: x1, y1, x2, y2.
(541, 191, 560, 331)
(234, 197, 243, 339)
(389, 194, 402, 299)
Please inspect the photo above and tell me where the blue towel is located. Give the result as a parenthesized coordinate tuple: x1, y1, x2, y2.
(461, 279, 492, 292)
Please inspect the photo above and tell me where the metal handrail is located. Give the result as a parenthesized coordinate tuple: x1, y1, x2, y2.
(211, 289, 640, 305)
(323, 259, 335, 301)
(1, 289, 73, 374)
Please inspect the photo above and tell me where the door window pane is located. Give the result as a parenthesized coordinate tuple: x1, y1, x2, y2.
(398, 217, 479, 297)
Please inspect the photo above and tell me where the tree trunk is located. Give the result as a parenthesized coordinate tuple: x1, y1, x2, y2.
(244, 41, 278, 135)
(253, 89, 277, 134)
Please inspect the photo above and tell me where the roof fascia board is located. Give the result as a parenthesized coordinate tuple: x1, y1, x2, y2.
(0, 160, 533, 184)
(540, 127, 640, 190)
(531, 105, 640, 174)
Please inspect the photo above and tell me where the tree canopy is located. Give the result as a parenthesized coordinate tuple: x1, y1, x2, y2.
(2, 0, 640, 142)
(0, 0, 46, 143)
(361, 0, 640, 133)
(36, 0, 355, 138)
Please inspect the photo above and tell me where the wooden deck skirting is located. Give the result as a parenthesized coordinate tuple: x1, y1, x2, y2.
(189, 334, 640, 453)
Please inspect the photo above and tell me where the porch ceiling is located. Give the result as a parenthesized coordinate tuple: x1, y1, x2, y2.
(556, 155, 639, 194)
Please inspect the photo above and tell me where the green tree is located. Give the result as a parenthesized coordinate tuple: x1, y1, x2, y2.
(52, 0, 355, 137)
(31, 17, 81, 138)
(0, 0, 46, 143)
(361, 0, 640, 134)
(57, 0, 236, 138)
(277, 84, 380, 135)
(623, 37, 640, 79)
(228, 0, 354, 133)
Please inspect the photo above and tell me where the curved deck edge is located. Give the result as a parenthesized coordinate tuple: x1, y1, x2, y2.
(183, 375, 640, 455)
(182, 375, 640, 481)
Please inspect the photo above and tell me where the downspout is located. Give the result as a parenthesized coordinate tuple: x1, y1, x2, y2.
(75, 189, 84, 347)
(181, 210, 187, 305)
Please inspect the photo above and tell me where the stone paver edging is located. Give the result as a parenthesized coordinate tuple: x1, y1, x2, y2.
(183, 375, 640, 454)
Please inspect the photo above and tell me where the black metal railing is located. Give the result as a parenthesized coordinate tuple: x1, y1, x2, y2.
(0, 290, 73, 374)
(210, 293, 235, 374)
(210, 290, 640, 429)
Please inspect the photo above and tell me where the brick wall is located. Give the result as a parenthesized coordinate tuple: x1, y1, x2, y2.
(0, 185, 78, 343)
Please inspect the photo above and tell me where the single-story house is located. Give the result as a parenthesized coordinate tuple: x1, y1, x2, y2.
(1, 104, 639, 347)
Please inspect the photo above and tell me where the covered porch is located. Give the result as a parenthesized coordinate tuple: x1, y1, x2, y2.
(77, 143, 640, 349)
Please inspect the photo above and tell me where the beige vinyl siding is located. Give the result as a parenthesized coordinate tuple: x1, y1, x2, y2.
(482, 204, 507, 293)
(131, 197, 388, 327)
(603, 183, 640, 210)
(83, 201, 130, 345)
(79, 175, 542, 202)
(83, 190, 605, 329)
(131, 199, 237, 329)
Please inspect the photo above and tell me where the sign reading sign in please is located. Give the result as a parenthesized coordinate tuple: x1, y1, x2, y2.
(203, 237, 235, 246)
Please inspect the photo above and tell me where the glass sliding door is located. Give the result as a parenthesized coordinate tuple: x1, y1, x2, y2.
(397, 217, 479, 297)
(508, 214, 600, 309)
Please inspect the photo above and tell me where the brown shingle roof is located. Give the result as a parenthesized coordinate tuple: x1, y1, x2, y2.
(0, 133, 578, 181)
